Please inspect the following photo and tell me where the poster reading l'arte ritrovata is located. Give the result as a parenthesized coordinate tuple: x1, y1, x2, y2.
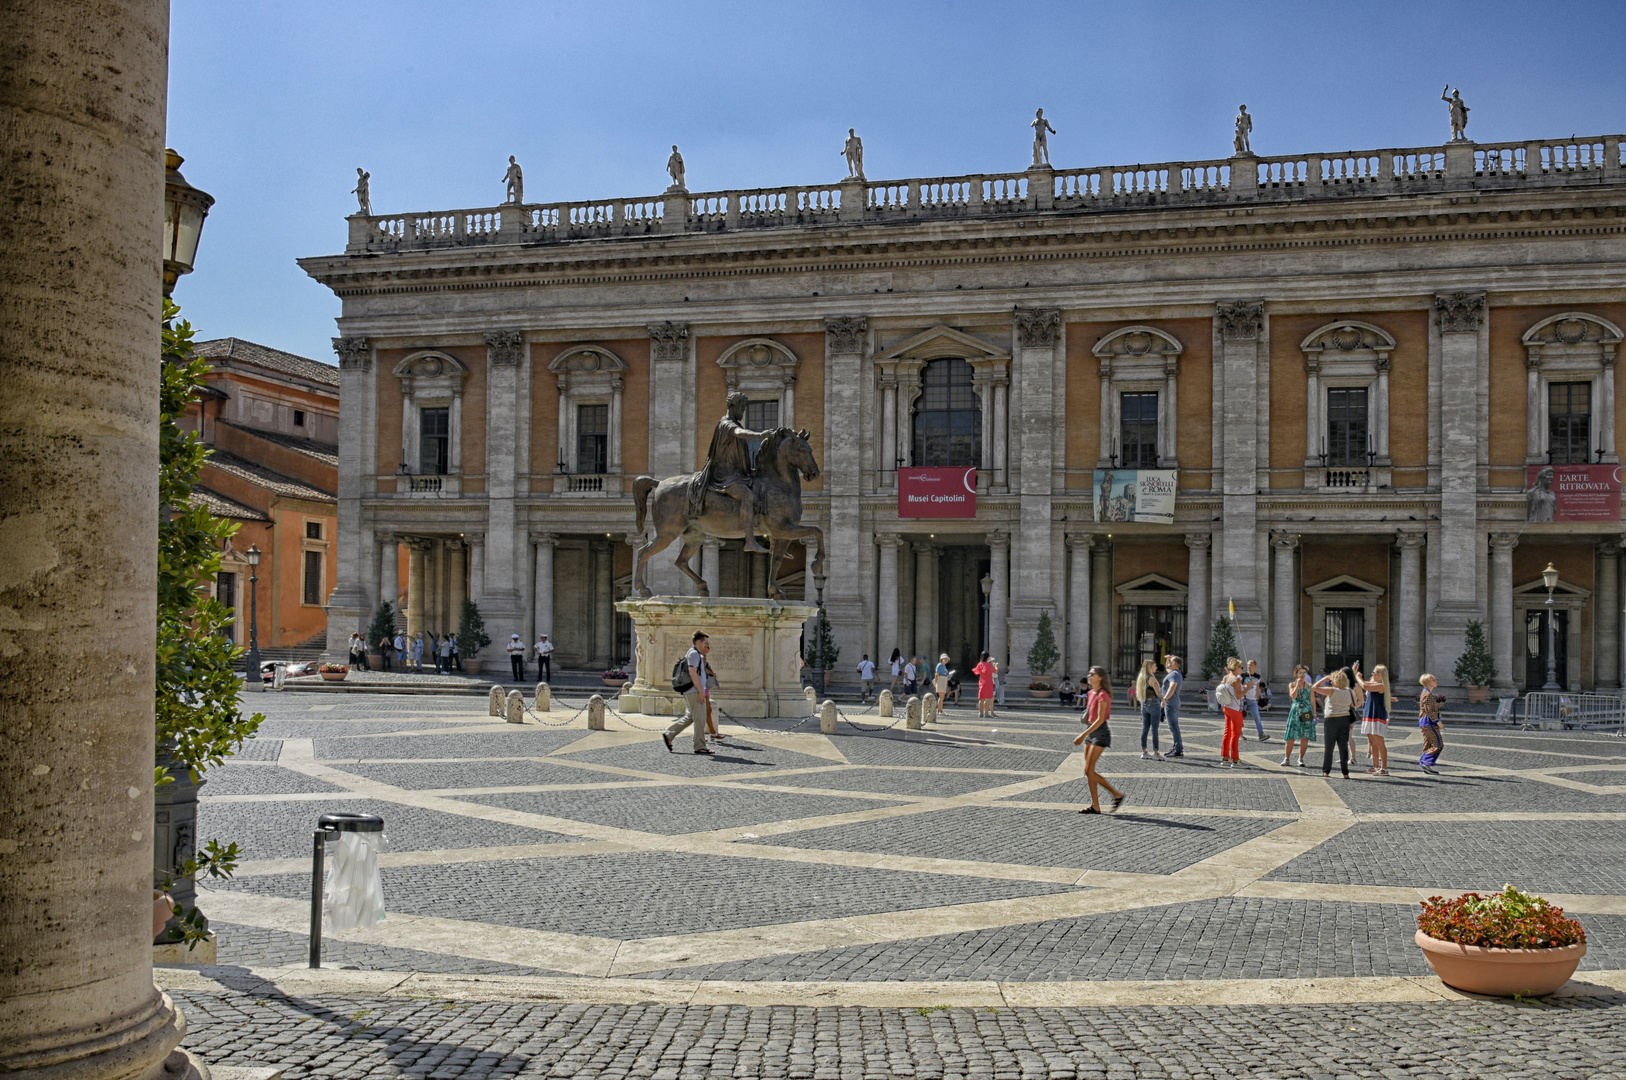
(1525, 464, 1623, 522)
(1094, 469, 1178, 524)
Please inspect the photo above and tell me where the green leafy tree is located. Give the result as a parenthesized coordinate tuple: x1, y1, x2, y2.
(1027, 610, 1060, 687)
(1201, 616, 1240, 680)
(1454, 618, 1496, 687)
(156, 298, 264, 940)
(458, 598, 492, 656)
(367, 600, 398, 651)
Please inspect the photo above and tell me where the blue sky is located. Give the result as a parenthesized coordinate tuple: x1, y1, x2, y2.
(166, 0, 1626, 364)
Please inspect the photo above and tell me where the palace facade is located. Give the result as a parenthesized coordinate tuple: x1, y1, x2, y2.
(302, 131, 1626, 694)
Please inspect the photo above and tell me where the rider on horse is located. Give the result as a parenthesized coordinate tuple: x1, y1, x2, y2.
(689, 391, 773, 552)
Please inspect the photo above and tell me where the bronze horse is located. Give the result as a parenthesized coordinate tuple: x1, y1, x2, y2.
(631, 428, 825, 600)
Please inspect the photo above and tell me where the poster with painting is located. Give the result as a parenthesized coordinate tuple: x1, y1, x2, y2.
(1093, 469, 1177, 525)
(1525, 464, 1622, 522)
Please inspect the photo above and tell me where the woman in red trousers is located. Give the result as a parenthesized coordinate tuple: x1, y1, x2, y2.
(1217, 657, 1246, 767)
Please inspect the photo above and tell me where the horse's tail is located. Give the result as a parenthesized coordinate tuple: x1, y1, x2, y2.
(632, 475, 658, 537)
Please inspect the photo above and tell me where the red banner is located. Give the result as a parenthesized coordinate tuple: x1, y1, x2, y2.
(1525, 464, 1622, 522)
(899, 467, 978, 518)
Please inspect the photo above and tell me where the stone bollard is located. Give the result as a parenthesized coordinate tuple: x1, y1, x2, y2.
(489, 685, 504, 716)
(506, 690, 525, 724)
(906, 695, 921, 730)
(805, 685, 817, 705)
(535, 682, 551, 712)
(923, 692, 938, 725)
(820, 699, 837, 735)
(878, 689, 894, 717)
(588, 694, 607, 730)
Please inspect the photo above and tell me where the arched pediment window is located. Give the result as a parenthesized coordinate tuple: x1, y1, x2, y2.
(1299, 320, 1398, 490)
(873, 325, 1011, 487)
(1092, 326, 1183, 468)
(393, 351, 468, 481)
(549, 346, 628, 482)
(911, 358, 982, 467)
(1519, 313, 1624, 465)
(716, 338, 800, 431)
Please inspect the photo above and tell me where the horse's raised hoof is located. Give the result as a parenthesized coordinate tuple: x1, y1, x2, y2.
(636, 587, 653, 599)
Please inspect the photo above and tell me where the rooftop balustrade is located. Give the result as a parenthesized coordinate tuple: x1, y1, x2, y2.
(345, 135, 1624, 255)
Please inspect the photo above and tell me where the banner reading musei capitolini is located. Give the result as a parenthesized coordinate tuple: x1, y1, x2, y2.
(1094, 469, 1178, 525)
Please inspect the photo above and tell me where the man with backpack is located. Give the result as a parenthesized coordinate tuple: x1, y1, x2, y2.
(662, 630, 715, 755)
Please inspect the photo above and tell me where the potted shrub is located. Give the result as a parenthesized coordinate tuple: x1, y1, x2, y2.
(1415, 885, 1587, 997)
(367, 601, 397, 666)
(318, 663, 349, 682)
(457, 598, 490, 674)
(1454, 619, 1495, 704)
(1027, 611, 1060, 698)
(601, 668, 629, 688)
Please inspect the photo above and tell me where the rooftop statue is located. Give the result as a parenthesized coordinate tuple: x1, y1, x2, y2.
(1442, 86, 1470, 141)
(631, 391, 825, 600)
(1233, 105, 1253, 156)
(1031, 108, 1056, 168)
(840, 128, 865, 180)
(667, 145, 686, 191)
(502, 155, 524, 204)
(352, 167, 371, 215)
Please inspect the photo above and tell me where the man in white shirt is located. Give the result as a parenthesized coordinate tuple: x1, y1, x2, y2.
(856, 655, 876, 703)
(1243, 659, 1270, 741)
(663, 630, 714, 754)
(903, 658, 918, 695)
(534, 633, 554, 681)
(506, 633, 526, 681)
(393, 632, 408, 671)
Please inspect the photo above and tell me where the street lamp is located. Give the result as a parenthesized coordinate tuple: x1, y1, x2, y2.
(1542, 562, 1561, 691)
(244, 544, 263, 694)
(162, 149, 214, 296)
(980, 574, 992, 654)
(810, 569, 828, 697)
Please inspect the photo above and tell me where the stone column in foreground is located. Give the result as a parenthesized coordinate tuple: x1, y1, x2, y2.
(0, 1, 190, 1077)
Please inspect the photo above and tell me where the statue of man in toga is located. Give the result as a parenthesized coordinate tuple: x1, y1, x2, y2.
(667, 145, 686, 191)
(840, 128, 865, 180)
(1031, 108, 1057, 168)
(690, 392, 773, 551)
(502, 155, 524, 204)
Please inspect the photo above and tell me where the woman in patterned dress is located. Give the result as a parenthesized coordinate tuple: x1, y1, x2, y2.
(1280, 664, 1316, 767)
(1417, 673, 1445, 774)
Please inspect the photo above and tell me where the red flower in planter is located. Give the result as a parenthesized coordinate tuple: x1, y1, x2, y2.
(1418, 885, 1586, 949)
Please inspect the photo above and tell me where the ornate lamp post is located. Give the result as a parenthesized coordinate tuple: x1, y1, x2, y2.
(162, 149, 214, 296)
(1542, 562, 1561, 691)
(244, 544, 263, 693)
(810, 570, 828, 697)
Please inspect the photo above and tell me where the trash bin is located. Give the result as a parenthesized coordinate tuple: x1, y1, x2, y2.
(309, 811, 385, 967)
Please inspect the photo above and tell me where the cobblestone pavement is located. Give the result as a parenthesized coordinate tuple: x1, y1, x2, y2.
(168, 693, 1626, 1076)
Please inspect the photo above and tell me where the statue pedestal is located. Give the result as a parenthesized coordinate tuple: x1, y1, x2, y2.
(615, 596, 817, 719)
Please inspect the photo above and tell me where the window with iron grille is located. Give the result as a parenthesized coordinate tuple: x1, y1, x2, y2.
(305, 521, 322, 540)
(744, 400, 779, 432)
(1548, 381, 1592, 464)
(1326, 388, 1369, 466)
(303, 550, 322, 606)
(1119, 392, 1159, 468)
(912, 359, 982, 467)
(419, 407, 449, 475)
(576, 404, 609, 474)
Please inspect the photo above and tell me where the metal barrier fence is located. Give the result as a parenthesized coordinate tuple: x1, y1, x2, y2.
(1521, 691, 1626, 733)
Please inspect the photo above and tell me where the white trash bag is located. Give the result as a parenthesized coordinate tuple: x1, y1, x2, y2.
(323, 828, 387, 934)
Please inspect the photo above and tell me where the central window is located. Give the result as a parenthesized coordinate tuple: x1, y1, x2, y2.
(418, 407, 449, 475)
(912, 358, 981, 467)
(576, 404, 608, 474)
(1549, 381, 1592, 464)
(744, 400, 779, 431)
(1326, 388, 1369, 466)
(1119, 392, 1159, 468)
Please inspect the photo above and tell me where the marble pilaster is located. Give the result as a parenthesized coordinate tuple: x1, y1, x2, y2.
(1186, 534, 1211, 671)
(1488, 532, 1519, 691)
(1430, 292, 1487, 682)
(988, 531, 1010, 667)
(1271, 532, 1299, 684)
(1066, 534, 1092, 677)
(1597, 541, 1621, 688)
(378, 532, 399, 616)
(1216, 300, 1267, 662)
(877, 534, 902, 660)
(1396, 531, 1426, 686)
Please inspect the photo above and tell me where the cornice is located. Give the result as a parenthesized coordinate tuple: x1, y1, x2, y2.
(301, 191, 1626, 300)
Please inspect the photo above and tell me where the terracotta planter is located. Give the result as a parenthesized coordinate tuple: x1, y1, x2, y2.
(1465, 685, 1489, 704)
(1029, 688, 1055, 699)
(602, 677, 628, 689)
(320, 671, 348, 682)
(462, 659, 483, 675)
(1414, 930, 1586, 996)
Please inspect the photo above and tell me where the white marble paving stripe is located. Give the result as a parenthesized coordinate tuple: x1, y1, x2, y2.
(1237, 879, 1626, 915)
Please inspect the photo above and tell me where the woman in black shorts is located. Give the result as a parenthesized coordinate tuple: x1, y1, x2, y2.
(1074, 665, 1126, 814)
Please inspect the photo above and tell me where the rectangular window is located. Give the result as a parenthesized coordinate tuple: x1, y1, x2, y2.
(1119, 392, 1159, 468)
(305, 521, 322, 540)
(744, 400, 779, 431)
(1549, 381, 1592, 464)
(216, 572, 237, 642)
(293, 409, 305, 427)
(303, 550, 323, 606)
(1324, 607, 1365, 674)
(1326, 388, 1369, 466)
(419, 407, 449, 475)
(576, 404, 609, 474)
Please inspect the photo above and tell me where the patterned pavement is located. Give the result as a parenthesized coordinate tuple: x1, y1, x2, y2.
(162, 691, 1626, 1077)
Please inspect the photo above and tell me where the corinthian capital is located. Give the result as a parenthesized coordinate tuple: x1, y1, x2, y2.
(484, 330, 525, 366)
(649, 321, 690, 361)
(1013, 308, 1061, 348)
(1216, 300, 1264, 341)
(825, 316, 868, 354)
(332, 336, 372, 371)
(1434, 292, 1486, 334)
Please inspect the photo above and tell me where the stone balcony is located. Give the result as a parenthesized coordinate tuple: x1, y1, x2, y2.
(345, 135, 1624, 255)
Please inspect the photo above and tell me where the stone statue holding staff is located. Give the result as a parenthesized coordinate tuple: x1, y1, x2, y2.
(1442, 86, 1470, 141)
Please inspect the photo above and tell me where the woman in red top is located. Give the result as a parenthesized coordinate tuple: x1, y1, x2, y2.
(972, 650, 998, 717)
(1073, 666, 1126, 814)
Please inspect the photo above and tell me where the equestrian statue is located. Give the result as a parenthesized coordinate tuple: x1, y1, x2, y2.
(631, 391, 825, 600)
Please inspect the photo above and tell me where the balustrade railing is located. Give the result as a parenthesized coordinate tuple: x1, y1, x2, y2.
(566, 474, 605, 493)
(345, 134, 1625, 253)
(1324, 468, 1370, 489)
